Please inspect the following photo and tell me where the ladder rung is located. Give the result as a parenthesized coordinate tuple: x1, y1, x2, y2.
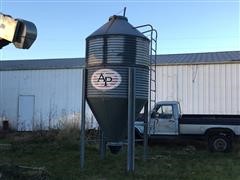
(151, 49, 156, 52)
(142, 30, 152, 34)
(152, 38, 157, 42)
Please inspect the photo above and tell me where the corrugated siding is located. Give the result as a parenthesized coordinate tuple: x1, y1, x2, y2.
(156, 63, 240, 114)
(1, 62, 240, 130)
(0, 69, 91, 130)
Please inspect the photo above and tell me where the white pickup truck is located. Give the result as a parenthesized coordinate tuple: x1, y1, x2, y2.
(135, 101, 240, 152)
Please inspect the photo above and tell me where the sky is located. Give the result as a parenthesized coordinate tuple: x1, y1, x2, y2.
(0, 0, 239, 60)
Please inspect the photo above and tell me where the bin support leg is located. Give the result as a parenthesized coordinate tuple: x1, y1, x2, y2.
(127, 67, 135, 172)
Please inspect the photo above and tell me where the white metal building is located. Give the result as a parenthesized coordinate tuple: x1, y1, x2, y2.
(0, 51, 240, 131)
(156, 51, 240, 114)
(0, 59, 87, 131)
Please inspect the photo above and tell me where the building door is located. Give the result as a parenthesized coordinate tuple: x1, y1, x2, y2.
(18, 95, 35, 131)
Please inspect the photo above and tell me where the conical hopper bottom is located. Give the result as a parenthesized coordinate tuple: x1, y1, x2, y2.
(87, 97, 146, 141)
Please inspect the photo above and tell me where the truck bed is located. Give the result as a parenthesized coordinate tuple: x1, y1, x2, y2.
(180, 114, 240, 125)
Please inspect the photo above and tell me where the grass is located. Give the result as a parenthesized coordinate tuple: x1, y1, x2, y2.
(0, 132, 240, 179)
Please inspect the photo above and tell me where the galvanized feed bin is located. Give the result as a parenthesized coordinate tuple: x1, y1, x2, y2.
(86, 15, 150, 141)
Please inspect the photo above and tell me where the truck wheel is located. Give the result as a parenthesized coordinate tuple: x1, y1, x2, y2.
(208, 135, 232, 152)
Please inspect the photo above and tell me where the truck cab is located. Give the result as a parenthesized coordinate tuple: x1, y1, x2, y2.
(135, 101, 181, 136)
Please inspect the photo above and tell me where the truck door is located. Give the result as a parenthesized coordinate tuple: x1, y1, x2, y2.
(149, 104, 178, 135)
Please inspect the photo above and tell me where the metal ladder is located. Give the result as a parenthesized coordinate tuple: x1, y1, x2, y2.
(135, 25, 158, 111)
(135, 25, 157, 159)
(149, 29, 157, 111)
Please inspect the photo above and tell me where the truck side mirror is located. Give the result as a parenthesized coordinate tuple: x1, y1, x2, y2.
(13, 19, 37, 49)
(151, 112, 160, 118)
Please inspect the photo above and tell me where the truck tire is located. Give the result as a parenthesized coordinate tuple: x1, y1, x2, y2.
(208, 135, 232, 152)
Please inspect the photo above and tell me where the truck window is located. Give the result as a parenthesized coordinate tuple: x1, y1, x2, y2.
(157, 105, 173, 119)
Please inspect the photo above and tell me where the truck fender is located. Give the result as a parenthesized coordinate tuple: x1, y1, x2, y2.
(205, 128, 235, 140)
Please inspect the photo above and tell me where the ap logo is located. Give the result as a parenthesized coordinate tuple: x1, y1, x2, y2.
(91, 69, 122, 90)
